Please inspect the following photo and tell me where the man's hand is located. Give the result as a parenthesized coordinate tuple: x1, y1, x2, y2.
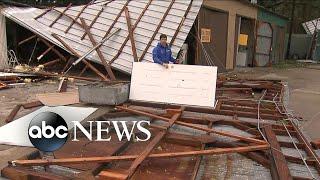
(174, 59, 180, 64)
(163, 63, 169, 69)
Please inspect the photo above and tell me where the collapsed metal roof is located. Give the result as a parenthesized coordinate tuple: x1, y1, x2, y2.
(302, 18, 320, 34)
(1, 0, 202, 74)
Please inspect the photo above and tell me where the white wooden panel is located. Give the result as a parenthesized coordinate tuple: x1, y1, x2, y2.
(130, 62, 217, 107)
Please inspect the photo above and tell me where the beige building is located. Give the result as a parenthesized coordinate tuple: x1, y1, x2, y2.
(187, 0, 288, 71)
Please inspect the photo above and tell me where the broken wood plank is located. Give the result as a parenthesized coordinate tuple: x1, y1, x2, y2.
(5, 104, 22, 123)
(264, 125, 292, 180)
(22, 101, 43, 109)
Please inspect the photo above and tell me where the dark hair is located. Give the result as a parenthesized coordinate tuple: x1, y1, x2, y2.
(160, 34, 167, 40)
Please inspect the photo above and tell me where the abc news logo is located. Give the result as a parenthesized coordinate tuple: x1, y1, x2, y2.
(28, 112, 151, 152)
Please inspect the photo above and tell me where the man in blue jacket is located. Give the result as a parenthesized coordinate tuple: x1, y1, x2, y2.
(152, 34, 178, 68)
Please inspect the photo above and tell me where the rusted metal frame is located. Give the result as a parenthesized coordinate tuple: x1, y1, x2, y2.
(80, 18, 116, 80)
(169, 0, 193, 46)
(38, 38, 67, 62)
(264, 125, 292, 180)
(129, 100, 283, 120)
(116, 105, 267, 145)
(65, 3, 90, 33)
(123, 107, 185, 179)
(107, 0, 152, 65)
(290, 121, 320, 173)
(18, 35, 37, 46)
(191, 121, 213, 180)
(102, 0, 130, 40)
(49, 3, 73, 27)
(12, 144, 269, 166)
(36, 44, 55, 61)
(42, 58, 61, 67)
(138, 0, 175, 62)
(52, 33, 109, 81)
(124, 7, 138, 62)
(35, 6, 55, 20)
(80, 7, 104, 40)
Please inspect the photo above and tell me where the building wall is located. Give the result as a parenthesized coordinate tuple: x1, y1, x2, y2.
(197, 7, 228, 71)
(203, 0, 258, 69)
(0, 6, 8, 69)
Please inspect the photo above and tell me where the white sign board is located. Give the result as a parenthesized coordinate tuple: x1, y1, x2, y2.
(129, 62, 217, 107)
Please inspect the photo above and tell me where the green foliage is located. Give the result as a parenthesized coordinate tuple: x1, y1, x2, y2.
(258, 0, 320, 33)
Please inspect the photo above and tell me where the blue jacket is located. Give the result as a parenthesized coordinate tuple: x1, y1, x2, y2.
(152, 43, 175, 65)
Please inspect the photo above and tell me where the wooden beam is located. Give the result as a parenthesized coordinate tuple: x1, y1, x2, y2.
(5, 104, 22, 123)
(12, 144, 269, 166)
(102, 0, 130, 40)
(79, 18, 116, 80)
(42, 58, 61, 67)
(18, 35, 37, 46)
(80, 7, 104, 40)
(116, 105, 267, 145)
(38, 38, 67, 62)
(124, 7, 138, 62)
(138, 0, 175, 61)
(52, 33, 109, 81)
(49, 3, 72, 27)
(264, 125, 292, 180)
(36, 44, 55, 60)
(123, 107, 184, 179)
(191, 121, 213, 180)
(164, 131, 215, 147)
(290, 121, 320, 173)
(65, 3, 90, 33)
(108, 0, 152, 65)
(169, 0, 193, 46)
(34, 6, 55, 20)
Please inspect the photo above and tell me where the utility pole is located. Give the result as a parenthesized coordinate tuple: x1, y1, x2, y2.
(286, 0, 296, 59)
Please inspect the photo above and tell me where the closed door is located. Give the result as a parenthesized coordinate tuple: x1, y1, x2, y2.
(255, 22, 272, 66)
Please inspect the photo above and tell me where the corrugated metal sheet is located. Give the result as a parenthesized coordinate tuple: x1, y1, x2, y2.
(1, 0, 203, 74)
(302, 18, 320, 34)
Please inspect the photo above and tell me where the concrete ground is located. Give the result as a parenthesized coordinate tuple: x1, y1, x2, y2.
(232, 64, 320, 140)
